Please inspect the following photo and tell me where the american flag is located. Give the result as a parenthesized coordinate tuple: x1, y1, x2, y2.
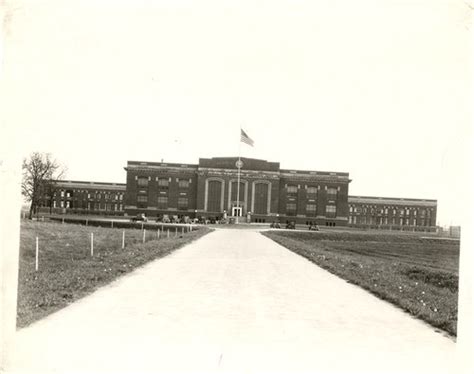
(240, 129, 254, 147)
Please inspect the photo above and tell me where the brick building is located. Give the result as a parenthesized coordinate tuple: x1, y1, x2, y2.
(38, 157, 439, 230)
(347, 195, 437, 231)
(124, 157, 351, 225)
(38, 180, 126, 216)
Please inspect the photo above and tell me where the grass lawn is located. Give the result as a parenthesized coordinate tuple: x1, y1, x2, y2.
(17, 220, 211, 328)
(263, 229, 460, 336)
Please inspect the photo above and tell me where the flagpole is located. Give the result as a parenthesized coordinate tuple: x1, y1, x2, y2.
(236, 127, 241, 224)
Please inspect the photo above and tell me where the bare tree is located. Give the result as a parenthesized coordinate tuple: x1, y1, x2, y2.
(21, 152, 66, 219)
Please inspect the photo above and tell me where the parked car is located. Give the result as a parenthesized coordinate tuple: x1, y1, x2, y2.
(285, 221, 295, 229)
(162, 214, 171, 223)
(309, 224, 320, 231)
(131, 213, 148, 222)
(270, 222, 281, 229)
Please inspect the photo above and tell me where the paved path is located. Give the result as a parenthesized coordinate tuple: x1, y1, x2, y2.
(8, 229, 458, 374)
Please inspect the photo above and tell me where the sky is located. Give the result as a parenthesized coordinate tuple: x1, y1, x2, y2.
(1, 0, 472, 226)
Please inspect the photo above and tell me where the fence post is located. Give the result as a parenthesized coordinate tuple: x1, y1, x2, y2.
(35, 236, 39, 271)
(182, 227, 184, 235)
(122, 230, 125, 249)
(143, 229, 146, 243)
(90, 233, 94, 256)
(157, 229, 160, 239)
(175, 227, 177, 237)
(141, 222, 144, 231)
(167, 229, 170, 238)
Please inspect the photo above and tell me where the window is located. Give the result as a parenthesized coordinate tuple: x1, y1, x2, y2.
(349, 206, 353, 213)
(384, 208, 388, 214)
(96, 193, 101, 199)
(349, 216, 353, 224)
(53, 201, 57, 208)
(60, 190, 65, 197)
(137, 195, 148, 203)
(405, 208, 410, 215)
(119, 194, 123, 200)
(178, 179, 189, 188)
(400, 218, 403, 225)
(87, 193, 91, 199)
(405, 218, 409, 225)
(306, 204, 317, 216)
(158, 178, 169, 187)
(119, 204, 123, 211)
(157, 196, 168, 207)
(286, 203, 296, 215)
(66, 201, 70, 208)
(413, 210, 417, 216)
(326, 205, 336, 217)
(287, 186, 297, 193)
(178, 197, 188, 209)
(66, 191, 71, 198)
(420, 209, 426, 217)
(327, 188, 337, 200)
(60, 201, 64, 208)
(137, 177, 148, 187)
(307, 186, 317, 195)
(413, 218, 417, 226)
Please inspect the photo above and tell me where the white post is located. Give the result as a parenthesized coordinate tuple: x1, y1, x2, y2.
(141, 222, 144, 231)
(90, 233, 94, 256)
(167, 229, 170, 238)
(122, 230, 125, 249)
(182, 227, 184, 235)
(157, 229, 160, 239)
(35, 236, 39, 271)
(175, 227, 177, 237)
(143, 229, 146, 243)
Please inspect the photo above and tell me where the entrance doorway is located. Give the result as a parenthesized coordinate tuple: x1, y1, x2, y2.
(231, 206, 242, 217)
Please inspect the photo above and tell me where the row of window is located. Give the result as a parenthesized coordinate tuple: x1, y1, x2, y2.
(286, 203, 336, 217)
(56, 190, 124, 200)
(349, 206, 433, 217)
(286, 186, 337, 197)
(137, 177, 190, 188)
(137, 195, 189, 209)
(349, 216, 433, 226)
(53, 201, 123, 211)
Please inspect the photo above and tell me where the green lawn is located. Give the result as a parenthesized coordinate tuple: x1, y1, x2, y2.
(17, 220, 211, 328)
(263, 229, 460, 336)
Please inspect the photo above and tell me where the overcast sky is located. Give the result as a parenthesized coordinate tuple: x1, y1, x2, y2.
(2, 0, 472, 226)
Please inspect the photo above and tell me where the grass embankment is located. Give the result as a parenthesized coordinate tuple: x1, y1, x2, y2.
(263, 230, 460, 336)
(17, 221, 211, 328)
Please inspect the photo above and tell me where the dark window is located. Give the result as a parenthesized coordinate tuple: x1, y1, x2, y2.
(137, 195, 148, 203)
(286, 203, 296, 215)
(306, 204, 317, 216)
(137, 177, 149, 187)
(254, 183, 268, 215)
(157, 196, 168, 208)
(326, 205, 336, 218)
(158, 178, 169, 187)
(327, 188, 337, 201)
(178, 197, 188, 209)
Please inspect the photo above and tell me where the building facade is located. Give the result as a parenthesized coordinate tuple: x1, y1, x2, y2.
(348, 195, 437, 231)
(38, 157, 439, 230)
(38, 180, 126, 216)
(124, 157, 351, 225)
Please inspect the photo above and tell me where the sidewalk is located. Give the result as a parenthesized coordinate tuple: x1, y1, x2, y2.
(6, 229, 458, 374)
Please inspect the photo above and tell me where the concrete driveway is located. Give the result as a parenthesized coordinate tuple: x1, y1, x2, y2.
(7, 228, 459, 374)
